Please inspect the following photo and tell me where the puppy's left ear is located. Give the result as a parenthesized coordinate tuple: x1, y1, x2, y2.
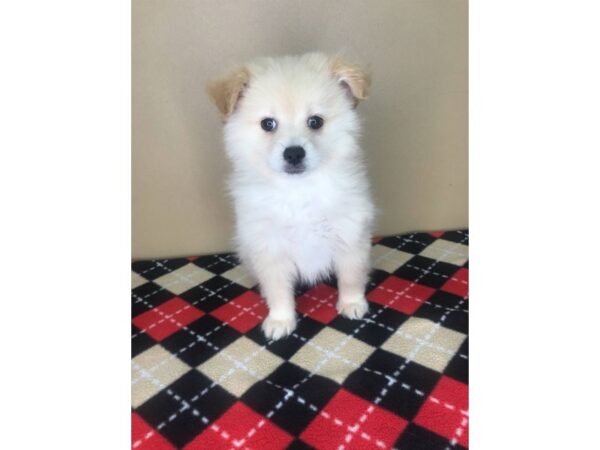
(330, 57, 371, 107)
(206, 67, 250, 119)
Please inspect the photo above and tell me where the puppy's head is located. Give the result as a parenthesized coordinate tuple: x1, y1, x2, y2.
(207, 53, 370, 178)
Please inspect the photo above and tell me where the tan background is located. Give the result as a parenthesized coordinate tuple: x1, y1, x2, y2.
(132, 0, 468, 259)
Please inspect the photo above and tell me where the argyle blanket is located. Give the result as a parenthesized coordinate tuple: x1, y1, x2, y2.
(132, 230, 469, 450)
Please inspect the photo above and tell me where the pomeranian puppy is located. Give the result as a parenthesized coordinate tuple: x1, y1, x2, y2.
(207, 52, 374, 340)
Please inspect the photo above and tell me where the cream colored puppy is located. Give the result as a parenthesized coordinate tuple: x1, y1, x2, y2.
(208, 53, 374, 340)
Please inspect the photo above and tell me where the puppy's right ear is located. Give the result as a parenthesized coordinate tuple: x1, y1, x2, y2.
(206, 67, 250, 119)
(330, 57, 371, 107)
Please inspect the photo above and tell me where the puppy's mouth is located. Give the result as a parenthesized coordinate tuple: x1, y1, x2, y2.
(284, 164, 306, 175)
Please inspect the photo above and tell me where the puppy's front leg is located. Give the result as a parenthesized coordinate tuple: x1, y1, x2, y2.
(335, 242, 370, 320)
(253, 256, 297, 340)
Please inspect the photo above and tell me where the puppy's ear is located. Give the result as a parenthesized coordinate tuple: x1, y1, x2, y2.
(206, 67, 250, 118)
(330, 57, 371, 107)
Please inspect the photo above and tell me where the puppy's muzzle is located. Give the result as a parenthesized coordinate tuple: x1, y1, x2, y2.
(283, 146, 306, 174)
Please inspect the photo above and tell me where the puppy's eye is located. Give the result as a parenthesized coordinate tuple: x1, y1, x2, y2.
(307, 115, 324, 130)
(260, 118, 277, 132)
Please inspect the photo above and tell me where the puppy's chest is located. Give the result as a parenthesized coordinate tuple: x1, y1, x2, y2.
(284, 208, 338, 278)
(237, 182, 358, 278)
(254, 183, 340, 236)
(286, 211, 336, 245)
(269, 198, 340, 276)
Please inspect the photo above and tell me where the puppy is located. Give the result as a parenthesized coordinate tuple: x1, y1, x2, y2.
(207, 52, 375, 340)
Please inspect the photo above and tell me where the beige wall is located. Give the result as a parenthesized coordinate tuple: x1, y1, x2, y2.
(132, 0, 468, 259)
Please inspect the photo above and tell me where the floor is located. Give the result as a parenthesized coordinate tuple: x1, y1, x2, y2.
(131, 230, 469, 450)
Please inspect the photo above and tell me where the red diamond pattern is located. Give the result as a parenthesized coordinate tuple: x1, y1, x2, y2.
(367, 275, 436, 314)
(414, 376, 469, 447)
(210, 291, 268, 333)
(132, 297, 204, 341)
(183, 402, 293, 450)
(441, 267, 469, 298)
(132, 412, 176, 450)
(296, 284, 338, 324)
(300, 389, 408, 450)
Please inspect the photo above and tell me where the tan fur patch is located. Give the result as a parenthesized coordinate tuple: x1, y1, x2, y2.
(330, 57, 371, 106)
(206, 67, 250, 119)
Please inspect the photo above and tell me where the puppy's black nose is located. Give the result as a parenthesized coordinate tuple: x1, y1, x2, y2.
(283, 146, 306, 165)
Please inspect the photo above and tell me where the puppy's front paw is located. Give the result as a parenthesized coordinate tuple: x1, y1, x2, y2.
(262, 314, 296, 340)
(337, 297, 369, 320)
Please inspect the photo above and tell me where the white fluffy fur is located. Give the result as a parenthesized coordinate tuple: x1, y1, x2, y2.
(214, 53, 374, 340)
